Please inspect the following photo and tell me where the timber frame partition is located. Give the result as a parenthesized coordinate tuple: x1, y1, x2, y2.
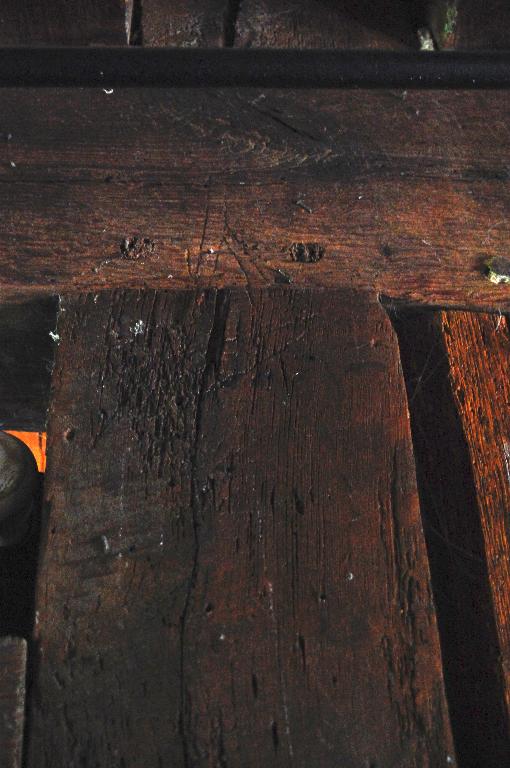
(2, 46, 510, 767)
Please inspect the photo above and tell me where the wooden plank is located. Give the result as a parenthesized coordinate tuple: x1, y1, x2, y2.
(439, 311, 510, 724)
(235, 0, 421, 49)
(0, 86, 510, 311)
(140, 0, 230, 46)
(0, 637, 27, 768)
(0, 0, 128, 45)
(26, 288, 455, 766)
(427, 0, 510, 49)
(0, 299, 57, 431)
(391, 307, 510, 767)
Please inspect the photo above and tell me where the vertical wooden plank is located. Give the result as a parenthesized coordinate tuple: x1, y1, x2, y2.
(0, 0, 128, 45)
(0, 638, 27, 768)
(139, 0, 230, 46)
(234, 0, 421, 49)
(392, 308, 510, 768)
(440, 311, 510, 720)
(27, 288, 454, 767)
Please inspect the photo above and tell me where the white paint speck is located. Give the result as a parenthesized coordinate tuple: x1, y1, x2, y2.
(9, 161, 16, 168)
(49, 331, 60, 342)
(130, 320, 145, 337)
(101, 535, 110, 554)
(219, 633, 226, 641)
(103, 88, 114, 95)
(346, 572, 354, 581)
(446, 757, 455, 765)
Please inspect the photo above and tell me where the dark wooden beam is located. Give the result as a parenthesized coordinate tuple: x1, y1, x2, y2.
(1, 48, 510, 88)
(0, 87, 510, 310)
(26, 288, 455, 767)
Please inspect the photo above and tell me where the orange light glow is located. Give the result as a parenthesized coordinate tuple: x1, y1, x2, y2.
(6, 431, 47, 472)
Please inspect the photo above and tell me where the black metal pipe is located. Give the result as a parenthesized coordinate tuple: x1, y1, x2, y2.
(1, 48, 510, 88)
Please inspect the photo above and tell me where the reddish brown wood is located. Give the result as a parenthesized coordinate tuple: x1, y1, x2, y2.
(235, 0, 421, 49)
(26, 288, 454, 766)
(391, 307, 510, 767)
(0, 637, 27, 768)
(440, 312, 510, 715)
(0, 0, 128, 45)
(0, 87, 510, 311)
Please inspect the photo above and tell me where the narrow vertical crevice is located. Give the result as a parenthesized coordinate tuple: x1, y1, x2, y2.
(0, 296, 58, 767)
(387, 304, 510, 767)
(128, 0, 143, 45)
(223, 0, 241, 47)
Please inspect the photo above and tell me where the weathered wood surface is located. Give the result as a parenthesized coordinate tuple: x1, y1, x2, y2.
(234, 0, 421, 49)
(26, 288, 455, 767)
(139, 0, 231, 46)
(0, 299, 57, 431)
(1, 87, 510, 311)
(0, 638, 26, 768)
(138, 0, 422, 48)
(392, 307, 510, 767)
(440, 311, 510, 729)
(0, 0, 128, 45)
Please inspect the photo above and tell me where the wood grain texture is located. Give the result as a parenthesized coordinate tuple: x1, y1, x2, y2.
(439, 311, 510, 727)
(0, 0, 128, 45)
(235, 0, 421, 49)
(0, 638, 27, 768)
(139, 0, 230, 46)
(26, 288, 454, 767)
(1, 86, 510, 311)
(391, 307, 510, 767)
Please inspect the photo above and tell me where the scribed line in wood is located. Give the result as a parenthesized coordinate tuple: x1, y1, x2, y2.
(0, 87, 510, 311)
(26, 288, 454, 766)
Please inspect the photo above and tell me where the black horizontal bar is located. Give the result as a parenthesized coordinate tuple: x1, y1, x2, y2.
(1, 48, 510, 89)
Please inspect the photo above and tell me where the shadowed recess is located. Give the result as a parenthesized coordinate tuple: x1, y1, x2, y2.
(388, 305, 510, 768)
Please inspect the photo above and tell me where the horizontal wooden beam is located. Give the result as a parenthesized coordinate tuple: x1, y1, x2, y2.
(1, 86, 510, 311)
(1, 48, 510, 88)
